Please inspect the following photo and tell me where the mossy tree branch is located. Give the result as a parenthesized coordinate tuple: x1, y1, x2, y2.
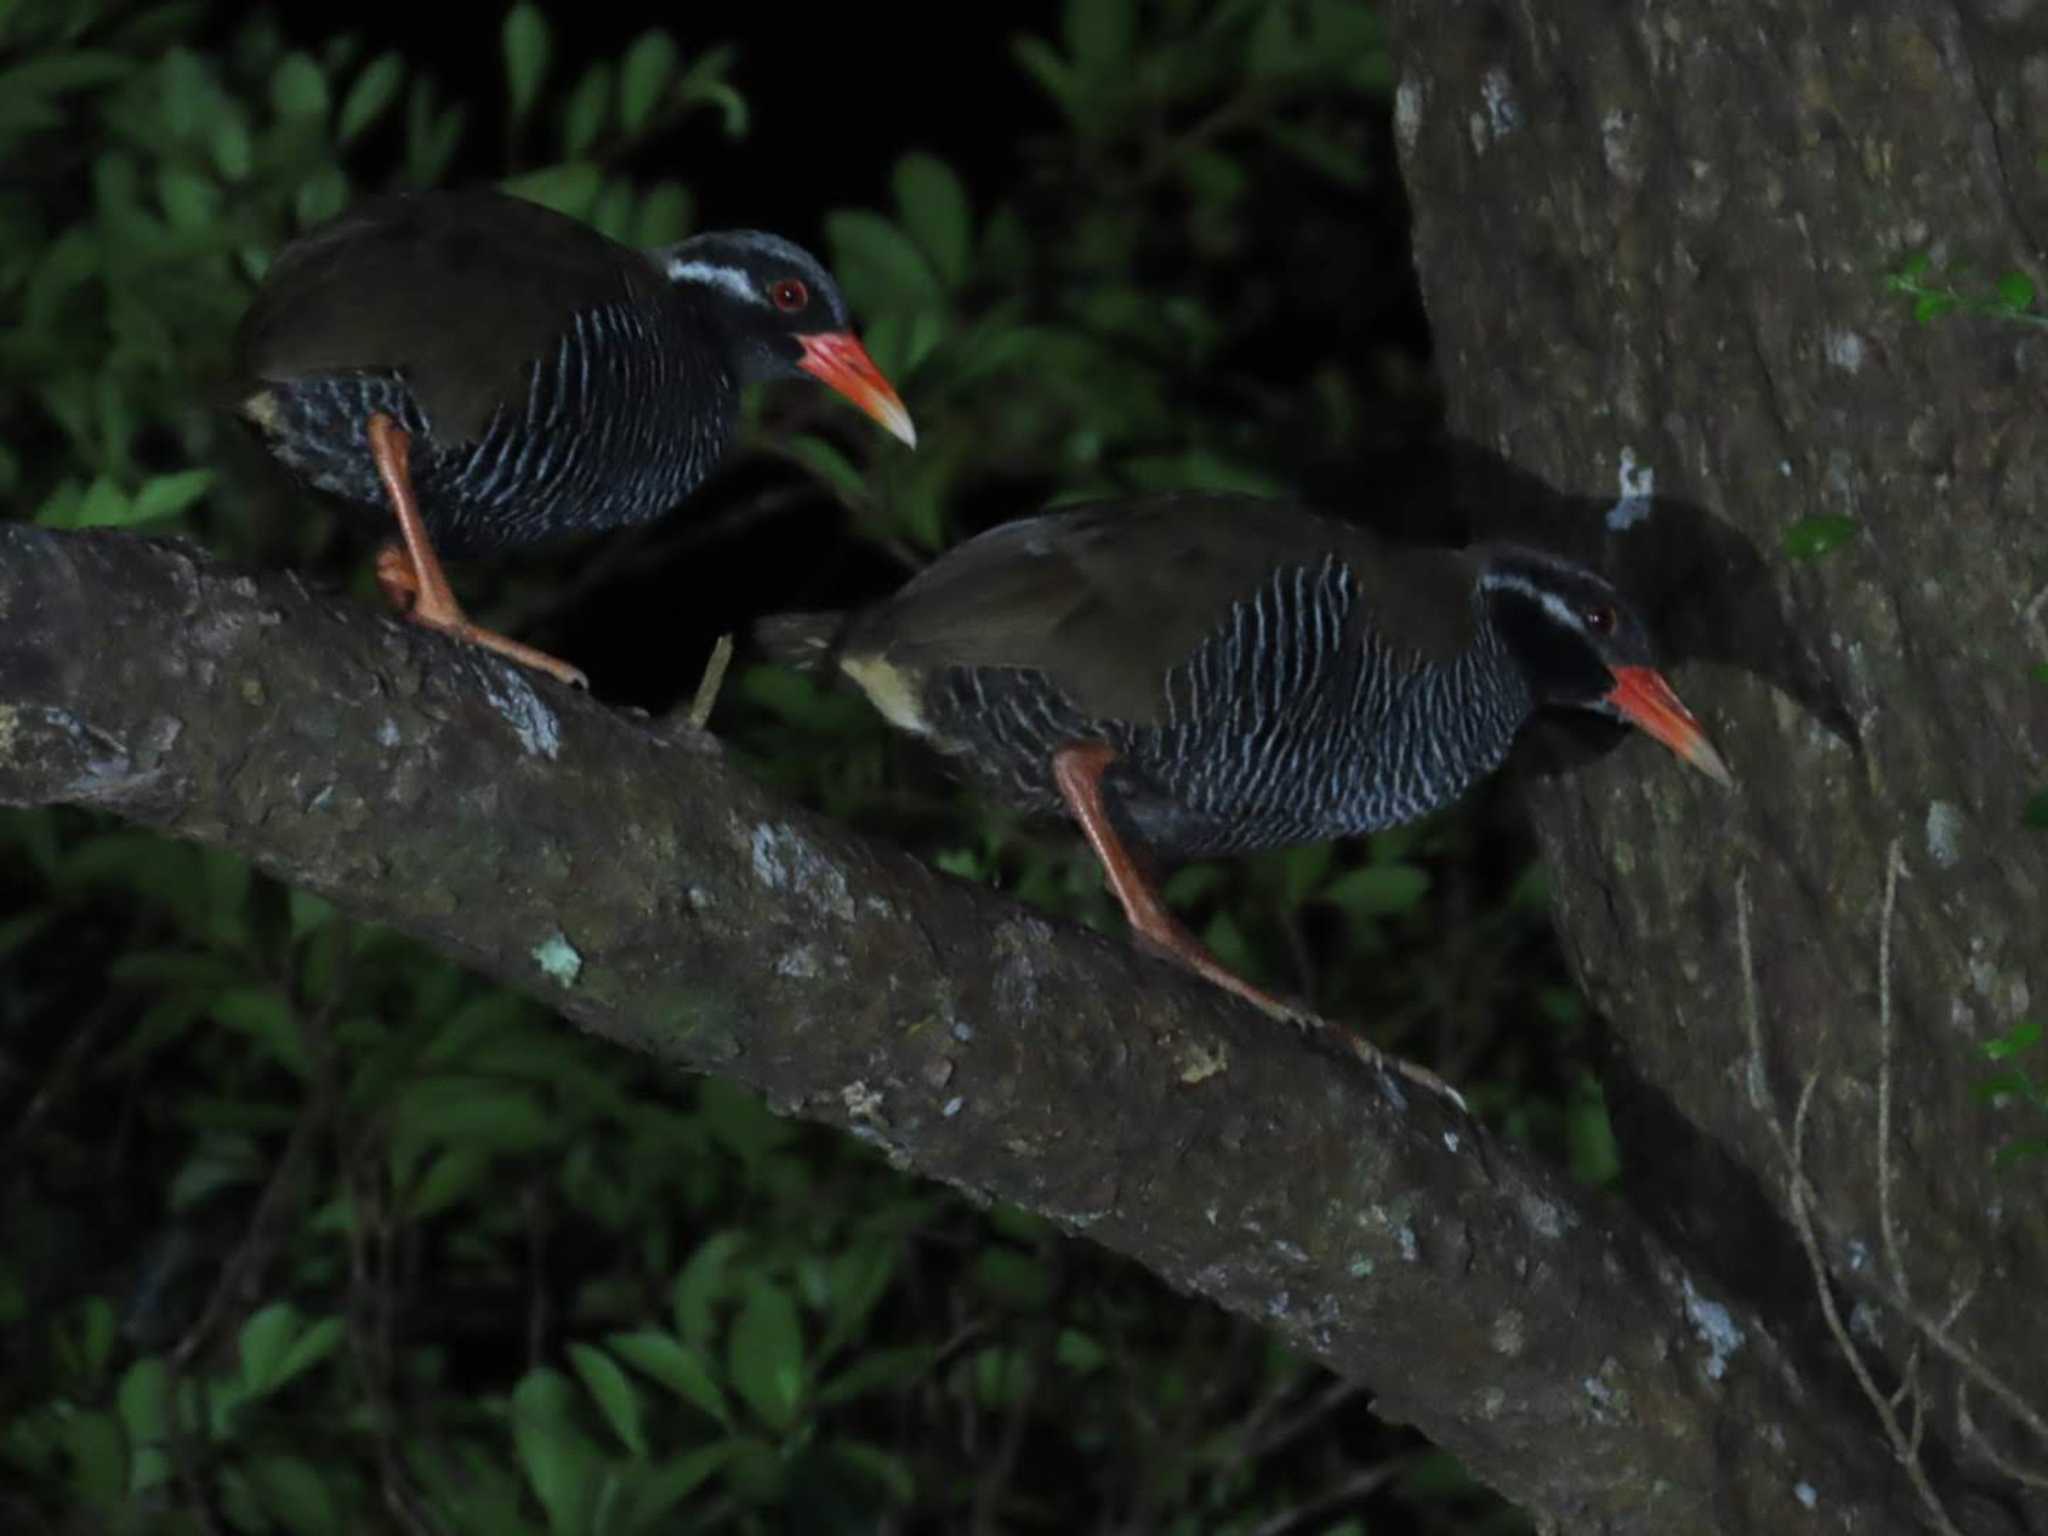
(0, 523, 1925, 1534)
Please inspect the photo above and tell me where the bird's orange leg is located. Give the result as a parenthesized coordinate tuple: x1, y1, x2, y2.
(1051, 741, 1463, 1108)
(1053, 742, 1293, 1015)
(366, 413, 588, 689)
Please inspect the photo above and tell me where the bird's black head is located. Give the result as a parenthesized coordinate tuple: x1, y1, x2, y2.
(1479, 547, 1733, 785)
(654, 230, 915, 446)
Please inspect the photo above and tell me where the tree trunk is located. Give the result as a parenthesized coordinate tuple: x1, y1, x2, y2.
(1389, 1, 2048, 1529)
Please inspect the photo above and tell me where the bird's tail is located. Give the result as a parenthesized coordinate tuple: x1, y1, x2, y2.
(751, 611, 848, 673)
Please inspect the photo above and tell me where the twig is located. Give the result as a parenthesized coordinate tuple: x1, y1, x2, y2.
(1243, 1378, 1370, 1464)
(1958, 1383, 2048, 1492)
(1866, 841, 2048, 1458)
(1739, 861, 1962, 1535)
(1786, 1073, 1963, 1536)
(1245, 1456, 1414, 1536)
(1877, 841, 1907, 1303)
(688, 633, 735, 730)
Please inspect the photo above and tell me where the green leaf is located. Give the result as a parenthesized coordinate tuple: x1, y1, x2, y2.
(825, 210, 945, 315)
(2025, 790, 2048, 829)
(503, 162, 602, 220)
(240, 1302, 302, 1396)
(512, 1370, 601, 1536)
(169, 1134, 267, 1211)
(58, 477, 129, 529)
(250, 1455, 339, 1536)
(674, 45, 746, 137)
(628, 1443, 743, 1531)
(728, 1280, 805, 1432)
(211, 113, 252, 180)
(1997, 270, 2036, 312)
(1054, 1328, 1106, 1374)
(893, 153, 971, 288)
(607, 1330, 730, 1425)
(338, 53, 403, 145)
(590, 177, 636, 243)
(296, 165, 349, 229)
(562, 63, 611, 158)
(405, 81, 465, 188)
(406, 1145, 491, 1219)
(269, 52, 328, 122)
(635, 181, 692, 246)
(58, 1410, 125, 1511)
(157, 168, 219, 231)
(132, 468, 215, 522)
(1266, 122, 1373, 187)
(1780, 514, 1859, 562)
(503, 6, 550, 124)
(1566, 1074, 1622, 1186)
(1322, 864, 1430, 918)
(2030, 664, 2048, 685)
(1912, 291, 1955, 325)
(212, 985, 309, 1077)
(117, 1357, 172, 1495)
(815, 1346, 929, 1406)
(831, 1440, 915, 1502)
(568, 1344, 648, 1458)
(972, 1247, 1051, 1311)
(1973, 1068, 2034, 1103)
(1065, 0, 1135, 71)
(270, 1316, 343, 1393)
(619, 31, 678, 136)
(1983, 1019, 2045, 1061)
(971, 1345, 1032, 1408)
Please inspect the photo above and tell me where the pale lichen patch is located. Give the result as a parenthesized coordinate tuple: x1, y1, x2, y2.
(1491, 1308, 1526, 1358)
(1681, 1275, 1746, 1380)
(532, 930, 582, 986)
(746, 821, 855, 921)
(1924, 800, 1964, 868)
(480, 668, 561, 760)
(841, 1081, 884, 1122)
(1480, 67, 1521, 139)
(1178, 1037, 1228, 1084)
(1394, 75, 1426, 152)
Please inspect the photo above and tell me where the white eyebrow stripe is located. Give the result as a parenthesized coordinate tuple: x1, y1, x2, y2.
(663, 259, 760, 305)
(1479, 569, 1584, 631)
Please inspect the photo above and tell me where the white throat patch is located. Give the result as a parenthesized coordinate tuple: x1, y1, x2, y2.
(663, 259, 760, 306)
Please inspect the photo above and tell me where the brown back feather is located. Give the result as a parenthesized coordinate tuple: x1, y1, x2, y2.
(841, 496, 1482, 726)
(233, 188, 675, 443)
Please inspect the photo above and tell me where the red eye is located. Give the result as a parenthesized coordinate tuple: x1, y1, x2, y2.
(1583, 605, 1618, 636)
(770, 278, 808, 312)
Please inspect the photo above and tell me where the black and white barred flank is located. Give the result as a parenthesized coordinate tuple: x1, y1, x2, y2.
(926, 556, 1533, 858)
(254, 302, 734, 557)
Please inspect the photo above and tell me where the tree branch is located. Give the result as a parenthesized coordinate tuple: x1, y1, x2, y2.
(0, 523, 1924, 1534)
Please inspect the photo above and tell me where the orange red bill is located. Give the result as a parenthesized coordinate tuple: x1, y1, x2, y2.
(1604, 665, 1734, 787)
(797, 332, 917, 448)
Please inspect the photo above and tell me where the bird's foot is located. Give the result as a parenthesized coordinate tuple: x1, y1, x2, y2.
(423, 616, 590, 690)
(1326, 1024, 1469, 1115)
(373, 542, 588, 689)
(1129, 933, 1467, 1113)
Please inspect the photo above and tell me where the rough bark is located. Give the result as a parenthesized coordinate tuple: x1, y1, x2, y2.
(0, 522, 1935, 1533)
(1390, 1, 2048, 1530)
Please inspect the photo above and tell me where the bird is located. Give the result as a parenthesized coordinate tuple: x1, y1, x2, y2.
(232, 187, 916, 687)
(758, 494, 1731, 1086)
